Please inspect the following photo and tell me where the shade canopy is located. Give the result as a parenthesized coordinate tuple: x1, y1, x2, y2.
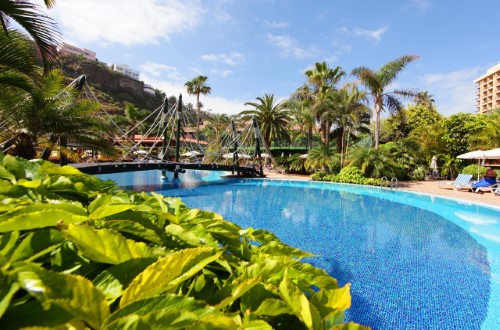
(222, 153, 251, 159)
(181, 151, 203, 157)
(299, 154, 308, 159)
(483, 148, 500, 159)
(456, 150, 486, 160)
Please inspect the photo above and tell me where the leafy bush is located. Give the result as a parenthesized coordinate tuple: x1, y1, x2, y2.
(0, 154, 367, 330)
(311, 166, 381, 186)
(461, 164, 485, 179)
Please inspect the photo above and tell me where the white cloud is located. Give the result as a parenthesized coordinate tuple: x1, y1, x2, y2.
(410, 0, 432, 11)
(200, 52, 244, 66)
(139, 62, 184, 81)
(141, 74, 245, 115)
(338, 25, 389, 43)
(210, 68, 233, 77)
(264, 20, 289, 29)
(267, 34, 319, 59)
(49, 0, 204, 46)
(420, 67, 482, 116)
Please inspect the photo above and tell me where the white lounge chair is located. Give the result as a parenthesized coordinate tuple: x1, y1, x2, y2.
(437, 174, 473, 190)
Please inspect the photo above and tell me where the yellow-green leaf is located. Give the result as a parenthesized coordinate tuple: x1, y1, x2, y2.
(0, 210, 87, 233)
(120, 247, 221, 307)
(15, 263, 109, 329)
(279, 268, 314, 330)
(90, 204, 135, 220)
(62, 224, 155, 264)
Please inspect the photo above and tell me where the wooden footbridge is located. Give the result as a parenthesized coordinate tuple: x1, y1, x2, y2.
(70, 91, 267, 178)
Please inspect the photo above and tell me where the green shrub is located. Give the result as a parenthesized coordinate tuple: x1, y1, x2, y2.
(461, 164, 485, 179)
(311, 166, 381, 186)
(0, 154, 367, 330)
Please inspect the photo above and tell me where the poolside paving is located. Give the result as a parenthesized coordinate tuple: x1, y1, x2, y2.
(263, 171, 500, 209)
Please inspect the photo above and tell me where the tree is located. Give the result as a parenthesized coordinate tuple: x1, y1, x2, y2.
(185, 75, 211, 141)
(241, 93, 290, 149)
(328, 84, 371, 167)
(305, 62, 345, 145)
(0, 0, 61, 72)
(352, 55, 419, 149)
(304, 143, 339, 174)
(289, 85, 316, 150)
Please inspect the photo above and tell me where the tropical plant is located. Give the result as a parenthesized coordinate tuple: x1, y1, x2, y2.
(0, 154, 368, 330)
(0, 0, 61, 72)
(304, 143, 339, 174)
(0, 70, 114, 161)
(241, 93, 291, 149)
(328, 84, 371, 167)
(289, 89, 316, 150)
(348, 146, 398, 178)
(305, 62, 345, 145)
(352, 55, 420, 149)
(469, 110, 500, 150)
(185, 75, 211, 139)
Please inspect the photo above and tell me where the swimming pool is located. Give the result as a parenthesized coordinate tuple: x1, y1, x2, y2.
(98, 170, 500, 329)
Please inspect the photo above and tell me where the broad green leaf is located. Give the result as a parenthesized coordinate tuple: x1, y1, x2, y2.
(0, 299, 74, 330)
(0, 165, 16, 183)
(243, 319, 273, 330)
(311, 284, 352, 317)
(10, 229, 63, 262)
(0, 279, 19, 318)
(93, 258, 156, 302)
(0, 231, 20, 258)
(166, 223, 218, 248)
(105, 308, 199, 330)
(62, 224, 155, 264)
(279, 268, 314, 330)
(104, 295, 214, 327)
(0, 209, 87, 233)
(254, 298, 291, 316)
(105, 219, 164, 245)
(291, 262, 339, 290)
(2, 155, 25, 181)
(192, 315, 239, 330)
(213, 277, 260, 308)
(15, 263, 110, 329)
(16, 178, 42, 188)
(331, 322, 372, 330)
(90, 204, 135, 220)
(258, 240, 314, 259)
(120, 247, 221, 307)
(40, 162, 83, 175)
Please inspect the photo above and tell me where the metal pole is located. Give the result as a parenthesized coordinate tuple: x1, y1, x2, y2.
(175, 94, 182, 163)
(161, 96, 168, 179)
(252, 117, 263, 176)
(231, 120, 239, 175)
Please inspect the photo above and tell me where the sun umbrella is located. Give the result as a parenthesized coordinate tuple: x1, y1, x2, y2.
(222, 153, 251, 159)
(430, 156, 438, 170)
(484, 148, 500, 159)
(457, 150, 486, 180)
(181, 151, 203, 157)
(260, 153, 272, 159)
(299, 154, 308, 159)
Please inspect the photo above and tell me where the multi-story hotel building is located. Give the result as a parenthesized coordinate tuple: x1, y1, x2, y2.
(59, 43, 96, 61)
(474, 62, 500, 114)
(111, 64, 140, 80)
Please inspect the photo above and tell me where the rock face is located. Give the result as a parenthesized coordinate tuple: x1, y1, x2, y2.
(57, 55, 165, 111)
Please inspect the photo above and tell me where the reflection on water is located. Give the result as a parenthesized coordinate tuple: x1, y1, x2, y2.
(98, 171, 492, 329)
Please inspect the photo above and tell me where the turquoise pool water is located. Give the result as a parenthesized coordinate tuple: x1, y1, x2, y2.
(98, 170, 500, 329)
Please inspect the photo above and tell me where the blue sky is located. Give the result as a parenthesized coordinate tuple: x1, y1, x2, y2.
(37, 0, 500, 116)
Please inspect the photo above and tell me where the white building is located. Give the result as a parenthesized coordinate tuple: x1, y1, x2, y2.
(474, 62, 500, 114)
(111, 64, 140, 80)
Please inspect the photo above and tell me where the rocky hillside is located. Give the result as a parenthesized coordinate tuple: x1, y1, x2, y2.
(55, 55, 166, 114)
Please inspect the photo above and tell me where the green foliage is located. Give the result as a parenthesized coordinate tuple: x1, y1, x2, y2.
(0, 154, 367, 330)
(311, 166, 381, 186)
(461, 164, 486, 179)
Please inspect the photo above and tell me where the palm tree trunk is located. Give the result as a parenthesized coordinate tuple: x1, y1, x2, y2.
(375, 109, 381, 150)
(307, 126, 312, 150)
(340, 128, 345, 168)
(196, 94, 200, 144)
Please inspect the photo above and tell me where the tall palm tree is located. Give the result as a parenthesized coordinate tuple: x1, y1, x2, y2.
(352, 55, 419, 149)
(305, 61, 345, 145)
(328, 84, 371, 167)
(415, 91, 435, 109)
(289, 85, 316, 150)
(185, 75, 211, 140)
(241, 93, 290, 149)
(0, 0, 61, 72)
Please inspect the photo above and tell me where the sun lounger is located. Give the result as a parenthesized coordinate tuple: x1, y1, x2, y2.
(437, 174, 473, 190)
(472, 180, 500, 194)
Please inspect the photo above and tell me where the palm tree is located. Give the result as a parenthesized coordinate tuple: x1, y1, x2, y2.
(328, 84, 371, 167)
(352, 55, 419, 149)
(241, 93, 290, 149)
(185, 75, 211, 140)
(304, 143, 339, 174)
(0, 0, 61, 72)
(415, 91, 435, 109)
(305, 61, 345, 145)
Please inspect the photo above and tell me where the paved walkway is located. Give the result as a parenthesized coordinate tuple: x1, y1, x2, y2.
(263, 171, 500, 209)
